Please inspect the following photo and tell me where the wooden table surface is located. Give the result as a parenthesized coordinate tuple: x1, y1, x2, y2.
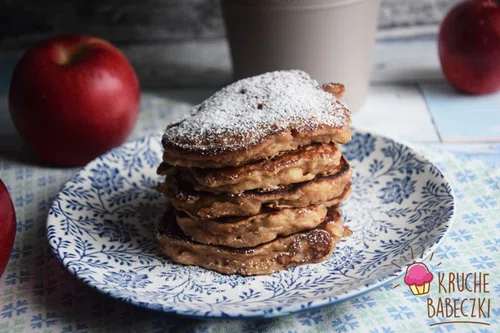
(360, 38, 500, 164)
(0, 37, 499, 164)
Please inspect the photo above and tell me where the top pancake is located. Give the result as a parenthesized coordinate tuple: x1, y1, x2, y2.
(162, 70, 352, 168)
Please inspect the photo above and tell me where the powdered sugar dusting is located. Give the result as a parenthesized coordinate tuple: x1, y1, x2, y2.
(163, 70, 351, 152)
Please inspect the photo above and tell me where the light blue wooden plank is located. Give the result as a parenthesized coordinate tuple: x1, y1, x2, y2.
(420, 82, 500, 142)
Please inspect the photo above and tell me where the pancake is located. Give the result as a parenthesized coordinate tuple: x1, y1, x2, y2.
(159, 142, 342, 194)
(154, 156, 352, 219)
(176, 202, 342, 248)
(157, 206, 351, 276)
(161, 70, 351, 168)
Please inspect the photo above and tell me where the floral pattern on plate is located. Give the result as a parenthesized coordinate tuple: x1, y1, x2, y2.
(46, 129, 455, 318)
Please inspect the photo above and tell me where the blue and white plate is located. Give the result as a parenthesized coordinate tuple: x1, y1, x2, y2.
(47, 129, 455, 318)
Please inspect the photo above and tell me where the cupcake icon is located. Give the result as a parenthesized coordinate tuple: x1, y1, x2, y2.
(404, 263, 433, 296)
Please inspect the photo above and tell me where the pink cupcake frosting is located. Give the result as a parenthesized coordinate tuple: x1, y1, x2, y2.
(404, 263, 433, 286)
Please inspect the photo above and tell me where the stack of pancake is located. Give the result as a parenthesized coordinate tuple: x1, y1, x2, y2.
(155, 70, 353, 276)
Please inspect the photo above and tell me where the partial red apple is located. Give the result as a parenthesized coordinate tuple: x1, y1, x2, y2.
(9, 35, 140, 166)
(0, 180, 16, 277)
(438, 0, 500, 94)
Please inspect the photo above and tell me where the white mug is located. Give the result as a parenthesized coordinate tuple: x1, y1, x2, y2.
(222, 0, 381, 111)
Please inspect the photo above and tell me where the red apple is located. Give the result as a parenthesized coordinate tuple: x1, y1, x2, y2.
(438, 0, 500, 94)
(9, 35, 140, 166)
(0, 180, 16, 277)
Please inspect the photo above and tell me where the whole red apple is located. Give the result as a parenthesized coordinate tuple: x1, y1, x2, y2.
(438, 0, 500, 94)
(9, 35, 140, 166)
(0, 180, 16, 277)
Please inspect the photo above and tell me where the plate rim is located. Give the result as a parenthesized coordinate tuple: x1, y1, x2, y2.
(46, 128, 456, 319)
